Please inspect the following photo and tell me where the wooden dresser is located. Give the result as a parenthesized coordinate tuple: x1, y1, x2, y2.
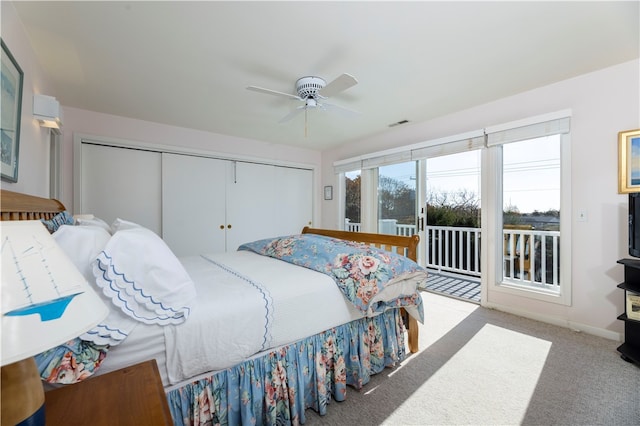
(44, 359, 172, 425)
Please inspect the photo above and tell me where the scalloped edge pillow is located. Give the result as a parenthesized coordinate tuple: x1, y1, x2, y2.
(92, 219, 196, 327)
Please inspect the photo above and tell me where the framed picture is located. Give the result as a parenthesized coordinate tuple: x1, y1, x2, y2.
(618, 129, 640, 194)
(1, 39, 24, 183)
(324, 185, 333, 200)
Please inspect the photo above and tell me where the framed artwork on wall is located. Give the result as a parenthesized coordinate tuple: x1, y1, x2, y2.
(619, 129, 640, 193)
(1, 39, 24, 183)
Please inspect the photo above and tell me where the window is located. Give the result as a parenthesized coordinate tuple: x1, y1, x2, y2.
(486, 113, 571, 305)
(503, 136, 560, 287)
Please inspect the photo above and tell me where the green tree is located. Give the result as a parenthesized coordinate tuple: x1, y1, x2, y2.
(378, 176, 415, 224)
(503, 203, 522, 226)
(427, 189, 479, 227)
(345, 175, 361, 223)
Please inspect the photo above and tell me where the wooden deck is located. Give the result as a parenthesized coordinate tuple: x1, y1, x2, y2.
(423, 269, 481, 303)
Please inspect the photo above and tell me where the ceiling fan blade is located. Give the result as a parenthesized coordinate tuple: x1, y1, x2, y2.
(247, 86, 301, 100)
(278, 106, 305, 123)
(320, 101, 360, 117)
(318, 73, 358, 98)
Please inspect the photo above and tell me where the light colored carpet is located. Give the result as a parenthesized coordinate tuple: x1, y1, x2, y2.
(305, 292, 640, 425)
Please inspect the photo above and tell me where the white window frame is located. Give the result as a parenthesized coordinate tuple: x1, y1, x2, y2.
(484, 111, 572, 306)
(361, 168, 378, 233)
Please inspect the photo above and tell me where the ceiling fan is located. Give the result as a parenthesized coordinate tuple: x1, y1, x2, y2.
(247, 73, 359, 136)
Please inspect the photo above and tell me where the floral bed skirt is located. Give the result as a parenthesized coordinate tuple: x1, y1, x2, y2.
(167, 308, 406, 425)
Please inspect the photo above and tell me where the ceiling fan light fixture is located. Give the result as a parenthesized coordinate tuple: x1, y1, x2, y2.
(295, 76, 326, 99)
(247, 73, 359, 130)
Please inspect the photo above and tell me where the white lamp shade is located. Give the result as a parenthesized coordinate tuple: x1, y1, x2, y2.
(1, 221, 109, 366)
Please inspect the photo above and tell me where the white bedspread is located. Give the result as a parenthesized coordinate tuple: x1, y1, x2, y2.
(163, 251, 362, 385)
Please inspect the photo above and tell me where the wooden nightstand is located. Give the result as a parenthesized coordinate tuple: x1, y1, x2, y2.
(44, 359, 172, 425)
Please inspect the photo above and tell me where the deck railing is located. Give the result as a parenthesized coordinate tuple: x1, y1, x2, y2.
(345, 220, 416, 236)
(502, 228, 561, 288)
(427, 225, 481, 277)
(345, 220, 560, 288)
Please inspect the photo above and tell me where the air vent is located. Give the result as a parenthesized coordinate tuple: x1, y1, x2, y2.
(389, 119, 410, 128)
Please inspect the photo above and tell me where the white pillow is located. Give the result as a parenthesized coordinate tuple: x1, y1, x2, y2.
(75, 215, 113, 234)
(53, 225, 112, 284)
(110, 218, 143, 233)
(93, 221, 196, 326)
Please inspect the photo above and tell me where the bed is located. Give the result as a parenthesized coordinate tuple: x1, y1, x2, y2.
(0, 189, 426, 425)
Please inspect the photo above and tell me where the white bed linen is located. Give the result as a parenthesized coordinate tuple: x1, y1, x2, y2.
(96, 251, 363, 387)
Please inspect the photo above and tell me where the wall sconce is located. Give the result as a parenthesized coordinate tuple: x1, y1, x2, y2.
(33, 94, 63, 133)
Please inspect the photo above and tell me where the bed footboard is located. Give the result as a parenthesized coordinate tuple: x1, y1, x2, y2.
(302, 226, 421, 353)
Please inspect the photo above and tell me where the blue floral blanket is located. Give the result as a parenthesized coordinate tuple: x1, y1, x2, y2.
(238, 234, 427, 322)
(35, 338, 109, 384)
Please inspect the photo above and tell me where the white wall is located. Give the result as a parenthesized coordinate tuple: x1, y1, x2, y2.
(321, 59, 640, 339)
(0, 2, 56, 197)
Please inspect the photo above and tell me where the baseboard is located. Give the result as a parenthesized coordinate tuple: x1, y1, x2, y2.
(483, 301, 622, 342)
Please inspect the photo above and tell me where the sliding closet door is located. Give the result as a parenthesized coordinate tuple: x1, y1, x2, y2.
(225, 162, 276, 251)
(273, 166, 313, 235)
(79, 143, 162, 234)
(225, 163, 313, 250)
(162, 153, 229, 256)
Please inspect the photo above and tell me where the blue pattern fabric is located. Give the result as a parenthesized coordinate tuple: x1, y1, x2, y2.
(40, 210, 74, 233)
(239, 233, 427, 321)
(34, 338, 109, 384)
(166, 308, 405, 425)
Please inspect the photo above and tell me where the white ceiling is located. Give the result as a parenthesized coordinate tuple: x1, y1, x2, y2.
(11, 1, 640, 151)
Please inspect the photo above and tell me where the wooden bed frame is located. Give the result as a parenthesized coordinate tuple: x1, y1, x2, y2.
(0, 189, 419, 352)
(0, 189, 65, 221)
(302, 226, 419, 261)
(302, 226, 420, 352)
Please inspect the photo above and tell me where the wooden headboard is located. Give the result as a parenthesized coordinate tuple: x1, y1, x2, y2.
(0, 189, 65, 221)
(302, 226, 420, 262)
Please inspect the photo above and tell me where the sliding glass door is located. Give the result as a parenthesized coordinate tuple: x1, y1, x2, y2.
(425, 150, 482, 277)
